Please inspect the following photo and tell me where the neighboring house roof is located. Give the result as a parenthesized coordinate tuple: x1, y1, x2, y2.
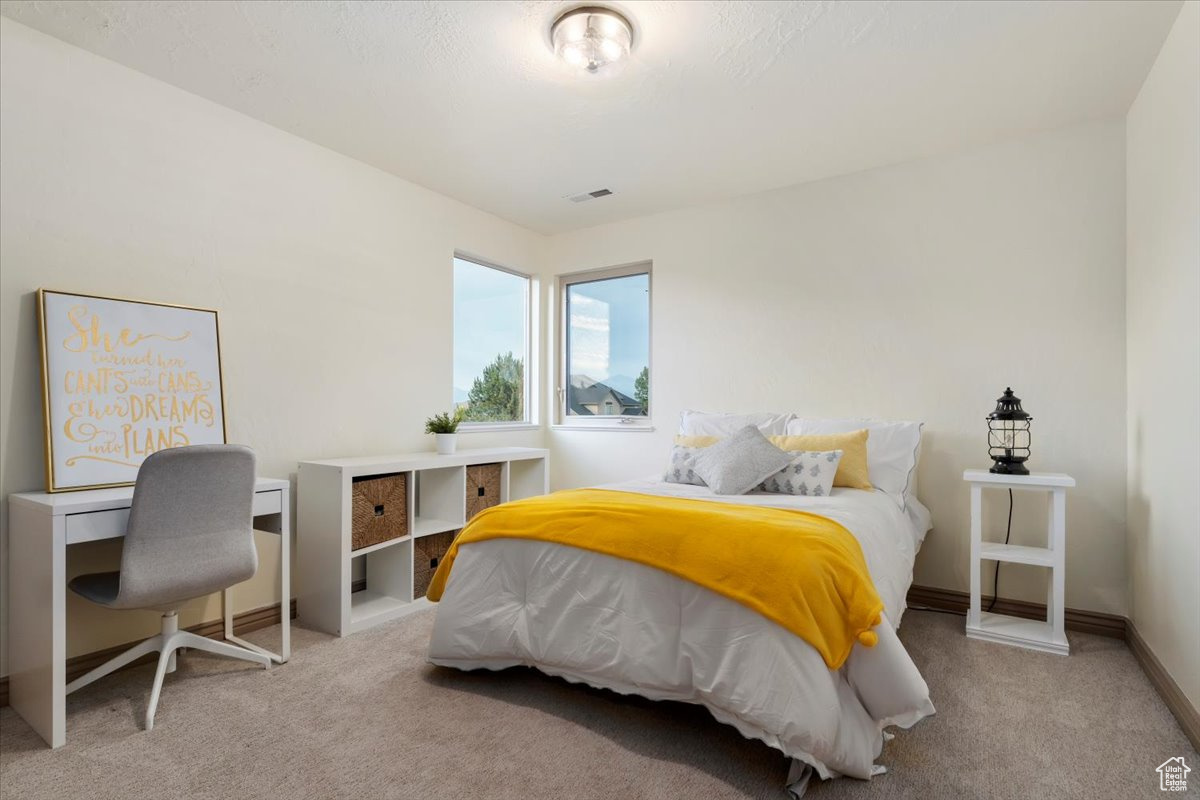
(567, 375, 642, 416)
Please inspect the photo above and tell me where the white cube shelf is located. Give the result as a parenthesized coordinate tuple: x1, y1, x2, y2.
(298, 447, 549, 636)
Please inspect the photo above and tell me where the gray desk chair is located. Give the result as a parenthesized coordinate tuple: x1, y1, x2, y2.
(65, 444, 270, 730)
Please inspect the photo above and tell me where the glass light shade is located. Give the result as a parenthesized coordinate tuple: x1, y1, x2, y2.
(552, 6, 633, 73)
(988, 421, 1031, 451)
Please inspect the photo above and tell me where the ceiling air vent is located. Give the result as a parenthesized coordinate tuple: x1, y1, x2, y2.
(567, 188, 614, 203)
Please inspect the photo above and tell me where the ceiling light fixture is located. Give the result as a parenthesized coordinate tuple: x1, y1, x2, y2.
(551, 6, 634, 74)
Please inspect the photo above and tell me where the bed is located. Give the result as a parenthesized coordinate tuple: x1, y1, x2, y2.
(427, 476, 935, 795)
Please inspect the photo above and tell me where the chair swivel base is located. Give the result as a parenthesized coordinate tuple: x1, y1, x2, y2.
(65, 611, 271, 730)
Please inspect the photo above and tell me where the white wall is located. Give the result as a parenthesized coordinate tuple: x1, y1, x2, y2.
(545, 121, 1129, 616)
(3, 9, 1184, 689)
(0, 19, 545, 672)
(1126, 0, 1200, 710)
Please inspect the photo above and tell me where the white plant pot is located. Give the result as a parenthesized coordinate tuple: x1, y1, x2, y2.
(435, 433, 458, 455)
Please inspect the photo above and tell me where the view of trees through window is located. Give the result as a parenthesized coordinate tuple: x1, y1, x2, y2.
(453, 258, 528, 423)
(565, 271, 650, 417)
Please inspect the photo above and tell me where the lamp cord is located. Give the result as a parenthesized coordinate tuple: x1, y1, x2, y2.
(986, 488, 1014, 613)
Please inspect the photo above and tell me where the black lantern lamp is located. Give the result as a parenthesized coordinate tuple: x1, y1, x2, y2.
(987, 388, 1032, 475)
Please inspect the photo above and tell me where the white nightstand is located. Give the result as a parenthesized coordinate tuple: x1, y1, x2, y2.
(964, 469, 1076, 655)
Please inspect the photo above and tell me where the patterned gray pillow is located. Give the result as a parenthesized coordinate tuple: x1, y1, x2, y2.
(692, 425, 792, 495)
(663, 444, 707, 486)
(758, 450, 844, 496)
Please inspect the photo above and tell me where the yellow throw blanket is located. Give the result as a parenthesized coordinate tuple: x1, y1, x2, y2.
(427, 489, 884, 670)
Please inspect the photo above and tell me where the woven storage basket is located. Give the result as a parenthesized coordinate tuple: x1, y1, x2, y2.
(351, 473, 408, 551)
(414, 530, 457, 598)
(466, 463, 503, 521)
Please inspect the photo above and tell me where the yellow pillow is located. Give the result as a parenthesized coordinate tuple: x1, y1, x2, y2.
(674, 430, 873, 491)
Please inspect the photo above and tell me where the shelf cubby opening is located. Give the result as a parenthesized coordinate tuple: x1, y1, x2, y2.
(349, 542, 413, 630)
(412, 466, 466, 537)
(508, 458, 547, 501)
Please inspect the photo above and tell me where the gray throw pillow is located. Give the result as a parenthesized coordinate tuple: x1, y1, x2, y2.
(692, 425, 792, 495)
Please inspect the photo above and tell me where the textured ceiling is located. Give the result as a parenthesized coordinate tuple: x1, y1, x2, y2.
(0, 0, 1183, 233)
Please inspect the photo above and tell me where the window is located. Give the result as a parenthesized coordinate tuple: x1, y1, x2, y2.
(453, 255, 530, 425)
(559, 264, 650, 425)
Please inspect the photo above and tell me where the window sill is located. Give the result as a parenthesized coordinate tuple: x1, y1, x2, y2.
(551, 424, 657, 433)
(457, 423, 541, 433)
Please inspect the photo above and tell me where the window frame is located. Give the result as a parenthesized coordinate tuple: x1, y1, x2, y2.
(555, 261, 653, 430)
(452, 252, 536, 431)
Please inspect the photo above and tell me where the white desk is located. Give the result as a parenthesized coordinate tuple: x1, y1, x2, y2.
(7, 477, 291, 748)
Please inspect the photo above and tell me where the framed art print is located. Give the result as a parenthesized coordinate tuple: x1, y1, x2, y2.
(37, 289, 228, 492)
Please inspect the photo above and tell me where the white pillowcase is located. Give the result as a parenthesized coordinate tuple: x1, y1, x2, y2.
(758, 450, 843, 497)
(678, 410, 793, 437)
(786, 417, 923, 502)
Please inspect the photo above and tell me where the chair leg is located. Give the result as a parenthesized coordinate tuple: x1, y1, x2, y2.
(65, 635, 163, 695)
(175, 631, 271, 670)
(144, 640, 180, 731)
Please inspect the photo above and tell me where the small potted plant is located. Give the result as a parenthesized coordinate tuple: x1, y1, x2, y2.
(425, 407, 467, 455)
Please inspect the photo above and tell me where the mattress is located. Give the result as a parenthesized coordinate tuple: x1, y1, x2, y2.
(428, 479, 935, 786)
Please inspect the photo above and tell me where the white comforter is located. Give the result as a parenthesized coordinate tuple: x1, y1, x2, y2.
(428, 480, 936, 782)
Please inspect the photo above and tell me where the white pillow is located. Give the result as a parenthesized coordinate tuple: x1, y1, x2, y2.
(786, 417, 923, 502)
(758, 450, 843, 497)
(678, 410, 793, 437)
(691, 426, 793, 495)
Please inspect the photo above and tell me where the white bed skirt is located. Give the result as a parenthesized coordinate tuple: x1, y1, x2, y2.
(429, 538, 934, 782)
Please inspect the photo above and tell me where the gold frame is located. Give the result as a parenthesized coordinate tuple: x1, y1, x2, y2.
(37, 288, 229, 493)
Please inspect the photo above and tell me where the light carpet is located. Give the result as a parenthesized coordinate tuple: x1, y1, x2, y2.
(1, 609, 1196, 799)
